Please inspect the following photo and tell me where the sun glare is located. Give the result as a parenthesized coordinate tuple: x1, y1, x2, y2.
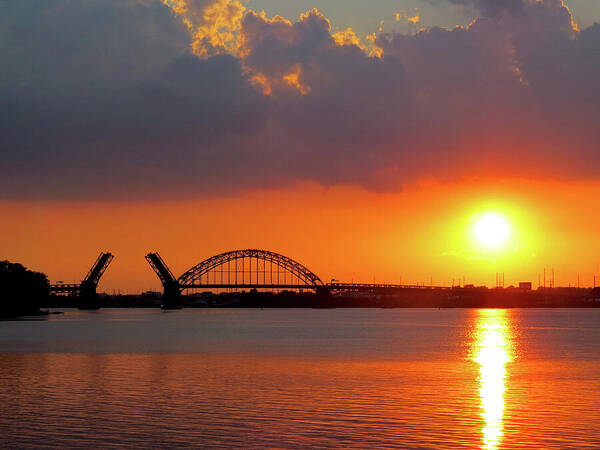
(473, 213, 510, 248)
(474, 309, 513, 449)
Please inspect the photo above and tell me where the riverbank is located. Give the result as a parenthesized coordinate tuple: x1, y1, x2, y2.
(42, 287, 600, 309)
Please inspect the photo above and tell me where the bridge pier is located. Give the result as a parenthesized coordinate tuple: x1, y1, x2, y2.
(145, 253, 183, 310)
(77, 280, 101, 310)
(316, 286, 331, 297)
(161, 281, 183, 310)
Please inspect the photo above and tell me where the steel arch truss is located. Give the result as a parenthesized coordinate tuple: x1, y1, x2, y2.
(177, 249, 324, 290)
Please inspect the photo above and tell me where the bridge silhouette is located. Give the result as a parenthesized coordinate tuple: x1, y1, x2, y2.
(48, 249, 451, 310)
(145, 249, 451, 309)
(50, 252, 114, 309)
(145, 249, 329, 309)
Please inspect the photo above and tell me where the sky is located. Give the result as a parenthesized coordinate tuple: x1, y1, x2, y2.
(1, 0, 600, 292)
(249, 0, 600, 34)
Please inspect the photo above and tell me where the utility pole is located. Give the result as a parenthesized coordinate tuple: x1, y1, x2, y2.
(544, 268, 546, 289)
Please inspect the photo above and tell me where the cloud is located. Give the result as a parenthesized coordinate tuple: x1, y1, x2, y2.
(396, 12, 421, 25)
(0, 0, 265, 199)
(0, 0, 599, 200)
(164, 0, 246, 57)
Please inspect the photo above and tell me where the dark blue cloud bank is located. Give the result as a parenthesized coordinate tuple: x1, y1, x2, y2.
(1, 0, 599, 200)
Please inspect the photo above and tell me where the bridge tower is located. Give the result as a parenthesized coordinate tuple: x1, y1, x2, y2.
(78, 252, 114, 310)
(145, 253, 182, 310)
(50, 252, 114, 309)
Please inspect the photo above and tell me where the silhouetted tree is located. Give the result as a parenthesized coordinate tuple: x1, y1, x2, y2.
(0, 260, 49, 317)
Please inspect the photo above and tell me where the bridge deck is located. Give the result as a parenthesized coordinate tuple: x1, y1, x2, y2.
(328, 283, 452, 291)
(50, 283, 80, 295)
(181, 283, 452, 291)
(182, 284, 318, 290)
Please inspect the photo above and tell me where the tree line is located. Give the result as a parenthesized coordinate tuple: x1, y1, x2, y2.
(0, 260, 48, 317)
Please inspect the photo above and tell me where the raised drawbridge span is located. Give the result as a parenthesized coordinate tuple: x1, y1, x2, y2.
(50, 252, 114, 309)
(146, 249, 325, 308)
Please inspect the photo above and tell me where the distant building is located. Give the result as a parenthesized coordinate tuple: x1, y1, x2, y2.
(519, 282, 532, 290)
(142, 291, 161, 297)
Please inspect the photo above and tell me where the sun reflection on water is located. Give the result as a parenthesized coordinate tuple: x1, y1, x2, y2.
(474, 309, 513, 449)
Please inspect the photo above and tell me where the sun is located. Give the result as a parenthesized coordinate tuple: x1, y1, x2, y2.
(473, 213, 510, 248)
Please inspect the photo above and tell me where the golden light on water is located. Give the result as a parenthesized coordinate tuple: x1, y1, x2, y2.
(474, 310, 513, 449)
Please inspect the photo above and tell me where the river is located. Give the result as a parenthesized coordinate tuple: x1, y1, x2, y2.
(1, 308, 599, 448)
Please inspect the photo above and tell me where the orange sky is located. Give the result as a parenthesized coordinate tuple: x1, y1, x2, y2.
(3, 1, 600, 296)
(2, 178, 599, 293)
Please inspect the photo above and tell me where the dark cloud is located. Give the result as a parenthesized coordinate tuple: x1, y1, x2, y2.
(0, 0, 267, 199)
(0, 0, 599, 200)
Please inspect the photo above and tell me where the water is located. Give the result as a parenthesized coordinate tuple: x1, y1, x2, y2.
(1, 308, 599, 448)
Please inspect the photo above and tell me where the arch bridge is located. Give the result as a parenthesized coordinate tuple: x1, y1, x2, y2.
(145, 249, 326, 309)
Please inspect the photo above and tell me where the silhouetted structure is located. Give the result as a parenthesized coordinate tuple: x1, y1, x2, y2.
(139, 249, 600, 311)
(50, 252, 114, 309)
(0, 260, 49, 317)
(145, 253, 182, 309)
(145, 249, 327, 308)
(327, 282, 452, 293)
